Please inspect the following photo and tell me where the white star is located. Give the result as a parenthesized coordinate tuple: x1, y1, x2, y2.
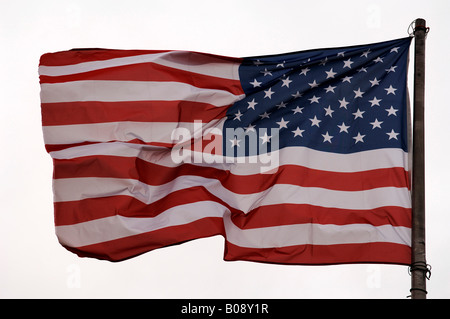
(281, 77, 292, 88)
(387, 129, 400, 140)
(234, 110, 243, 121)
(253, 60, 263, 66)
(291, 91, 303, 99)
(308, 95, 321, 104)
(385, 85, 397, 95)
(341, 76, 353, 83)
(369, 96, 382, 107)
(361, 49, 371, 58)
(250, 78, 262, 88)
(390, 47, 400, 53)
(308, 80, 319, 88)
(324, 105, 334, 117)
(339, 97, 349, 109)
(369, 77, 380, 87)
(325, 68, 337, 79)
(322, 131, 333, 143)
(276, 61, 285, 68)
(324, 85, 336, 93)
(386, 106, 399, 116)
(244, 124, 256, 133)
(264, 88, 275, 99)
(261, 68, 272, 76)
(370, 118, 383, 129)
(353, 88, 365, 99)
(358, 67, 368, 73)
(276, 101, 288, 109)
(276, 117, 289, 129)
(229, 136, 241, 147)
(292, 106, 304, 114)
(352, 109, 365, 119)
(386, 66, 398, 73)
(353, 132, 365, 144)
(260, 132, 272, 144)
(337, 51, 346, 57)
(259, 111, 271, 119)
(247, 98, 258, 110)
(343, 58, 354, 69)
(374, 56, 384, 63)
(309, 116, 321, 127)
(337, 122, 350, 133)
(292, 127, 305, 137)
(300, 67, 310, 76)
(319, 57, 328, 66)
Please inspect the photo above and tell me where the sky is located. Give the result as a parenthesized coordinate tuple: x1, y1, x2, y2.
(1, 0, 449, 299)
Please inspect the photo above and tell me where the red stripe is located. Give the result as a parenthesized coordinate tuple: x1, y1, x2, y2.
(231, 204, 411, 228)
(54, 194, 409, 229)
(52, 156, 410, 192)
(39, 49, 172, 66)
(45, 140, 175, 153)
(62, 225, 411, 264)
(62, 217, 224, 262)
(224, 241, 411, 265)
(44, 134, 222, 152)
(54, 187, 237, 226)
(41, 100, 229, 125)
(39, 62, 244, 96)
(39, 49, 242, 67)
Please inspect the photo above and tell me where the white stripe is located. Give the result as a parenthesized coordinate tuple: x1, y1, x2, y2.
(56, 201, 226, 247)
(50, 142, 160, 159)
(49, 142, 409, 174)
(39, 51, 241, 80)
(55, 201, 410, 248)
(52, 176, 411, 211)
(43, 120, 223, 145)
(40, 80, 244, 105)
(223, 212, 411, 248)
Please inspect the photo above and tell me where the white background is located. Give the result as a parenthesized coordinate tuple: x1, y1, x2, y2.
(1, 0, 449, 299)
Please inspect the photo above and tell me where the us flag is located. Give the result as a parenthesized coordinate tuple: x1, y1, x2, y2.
(39, 37, 412, 264)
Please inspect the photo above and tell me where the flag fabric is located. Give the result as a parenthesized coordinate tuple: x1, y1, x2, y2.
(39, 37, 412, 264)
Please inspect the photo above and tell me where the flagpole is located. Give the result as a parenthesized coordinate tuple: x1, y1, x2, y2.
(410, 18, 429, 299)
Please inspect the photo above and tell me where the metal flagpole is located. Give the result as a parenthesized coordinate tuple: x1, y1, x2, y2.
(410, 18, 430, 299)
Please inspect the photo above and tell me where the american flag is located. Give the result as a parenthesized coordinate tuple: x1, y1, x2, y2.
(39, 37, 412, 264)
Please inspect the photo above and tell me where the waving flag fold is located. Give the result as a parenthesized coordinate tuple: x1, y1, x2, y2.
(40, 37, 412, 264)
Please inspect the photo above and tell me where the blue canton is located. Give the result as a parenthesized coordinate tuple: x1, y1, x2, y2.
(223, 37, 412, 156)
